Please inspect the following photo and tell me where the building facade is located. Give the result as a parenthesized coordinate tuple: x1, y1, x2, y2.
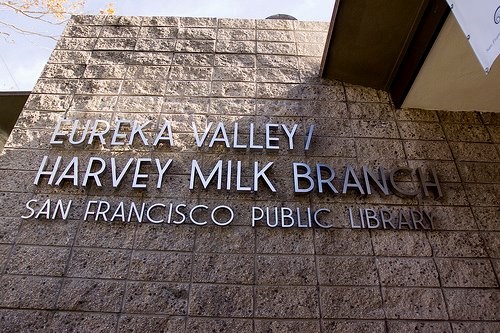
(0, 15, 498, 332)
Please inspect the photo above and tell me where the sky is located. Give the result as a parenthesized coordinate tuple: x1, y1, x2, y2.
(0, 0, 335, 91)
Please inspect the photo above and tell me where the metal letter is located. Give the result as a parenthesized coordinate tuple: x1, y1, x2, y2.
(411, 210, 426, 229)
(34, 155, 61, 185)
(418, 167, 443, 198)
(82, 157, 106, 187)
(389, 168, 418, 196)
(423, 210, 434, 229)
(68, 120, 91, 145)
(128, 202, 146, 222)
(111, 158, 134, 188)
(172, 204, 186, 224)
(110, 120, 130, 145)
(189, 159, 223, 190)
(363, 166, 389, 195)
(209, 122, 230, 148)
(83, 200, 98, 221)
(254, 161, 276, 192)
(147, 203, 166, 223)
(128, 120, 150, 145)
(226, 160, 232, 190)
(281, 124, 298, 150)
(268, 207, 279, 227)
(293, 162, 314, 193)
(211, 205, 234, 226)
(111, 202, 126, 222)
(236, 160, 251, 191)
(153, 120, 174, 146)
(190, 205, 208, 225)
(21, 199, 37, 219)
(87, 119, 110, 145)
(35, 199, 50, 219)
(155, 159, 173, 188)
(95, 201, 110, 222)
(50, 119, 71, 145)
(304, 124, 314, 151)
(313, 208, 332, 228)
(281, 207, 294, 228)
(316, 163, 338, 193)
(249, 123, 263, 149)
(192, 122, 212, 147)
(251, 206, 264, 227)
(342, 165, 365, 195)
(52, 199, 72, 220)
(55, 156, 79, 186)
(365, 208, 380, 229)
(233, 122, 247, 149)
(265, 124, 280, 149)
(132, 158, 151, 188)
(349, 207, 361, 228)
(380, 209, 396, 229)
(397, 209, 413, 229)
(296, 207, 311, 228)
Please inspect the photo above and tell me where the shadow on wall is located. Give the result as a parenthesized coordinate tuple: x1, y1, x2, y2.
(0, 92, 30, 151)
(0, 129, 9, 150)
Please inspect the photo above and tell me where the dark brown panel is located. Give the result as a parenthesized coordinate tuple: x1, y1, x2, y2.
(390, 1, 450, 108)
(0, 92, 30, 133)
(321, 0, 428, 90)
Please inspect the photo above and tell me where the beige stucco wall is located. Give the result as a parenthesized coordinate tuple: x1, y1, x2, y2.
(403, 14, 500, 113)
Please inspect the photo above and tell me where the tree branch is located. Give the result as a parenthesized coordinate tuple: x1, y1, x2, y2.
(0, 20, 58, 40)
(0, 2, 72, 22)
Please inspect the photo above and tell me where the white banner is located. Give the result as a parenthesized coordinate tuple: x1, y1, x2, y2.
(447, 0, 500, 73)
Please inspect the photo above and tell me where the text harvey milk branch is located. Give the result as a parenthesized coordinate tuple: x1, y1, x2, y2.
(22, 118, 443, 230)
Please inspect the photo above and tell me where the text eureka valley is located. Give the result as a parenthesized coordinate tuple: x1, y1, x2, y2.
(22, 118, 443, 230)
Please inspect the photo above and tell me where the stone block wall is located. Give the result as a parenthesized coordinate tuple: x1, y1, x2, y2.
(0, 15, 499, 332)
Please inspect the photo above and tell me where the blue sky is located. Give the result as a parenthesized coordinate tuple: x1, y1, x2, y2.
(0, 0, 335, 91)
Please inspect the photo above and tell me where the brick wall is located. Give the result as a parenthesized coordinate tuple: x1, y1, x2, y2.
(0, 15, 498, 332)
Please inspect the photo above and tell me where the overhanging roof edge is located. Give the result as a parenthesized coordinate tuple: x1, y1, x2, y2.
(319, 0, 341, 78)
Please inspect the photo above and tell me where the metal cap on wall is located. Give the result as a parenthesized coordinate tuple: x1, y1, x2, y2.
(265, 14, 297, 20)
